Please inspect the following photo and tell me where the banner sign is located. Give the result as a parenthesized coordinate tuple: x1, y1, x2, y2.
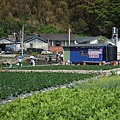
(89, 54, 99, 58)
(88, 49, 102, 58)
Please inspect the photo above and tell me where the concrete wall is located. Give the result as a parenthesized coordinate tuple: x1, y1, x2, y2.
(24, 40, 48, 50)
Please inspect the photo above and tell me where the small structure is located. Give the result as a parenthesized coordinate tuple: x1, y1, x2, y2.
(24, 36, 48, 51)
(63, 44, 117, 65)
(0, 38, 14, 51)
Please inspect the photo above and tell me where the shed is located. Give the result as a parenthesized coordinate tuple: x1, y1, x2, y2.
(63, 44, 117, 63)
(0, 38, 14, 51)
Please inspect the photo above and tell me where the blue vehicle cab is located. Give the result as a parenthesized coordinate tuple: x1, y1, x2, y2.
(5, 47, 14, 54)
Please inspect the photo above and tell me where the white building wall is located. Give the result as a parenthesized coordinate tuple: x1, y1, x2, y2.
(24, 40, 48, 50)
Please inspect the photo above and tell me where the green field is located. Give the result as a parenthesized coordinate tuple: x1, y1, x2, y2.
(1, 64, 120, 70)
(0, 72, 95, 101)
(0, 65, 120, 119)
(0, 75, 120, 119)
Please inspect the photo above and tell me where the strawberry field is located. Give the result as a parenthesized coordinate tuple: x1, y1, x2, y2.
(0, 72, 95, 101)
(0, 75, 120, 119)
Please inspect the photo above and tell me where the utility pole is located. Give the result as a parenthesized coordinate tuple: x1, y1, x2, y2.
(48, 38, 49, 50)
(21, 25, 24, 57)
(68, 28, 71, 45)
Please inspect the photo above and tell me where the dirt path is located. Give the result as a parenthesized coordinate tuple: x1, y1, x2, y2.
(0, 69, 114, 76)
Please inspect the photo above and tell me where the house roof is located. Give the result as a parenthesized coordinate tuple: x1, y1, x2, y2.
(24, 36, 47, 43)
(16, 34, 75, 42)
(62, 43, 113, 48)
(0, 38, 14, 44)
(39, 34, 75, 41)
(76, 36, 100, 43)
(49, 46, 63, 53)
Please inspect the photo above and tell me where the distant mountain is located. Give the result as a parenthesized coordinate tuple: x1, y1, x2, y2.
(0, 0, 120, 38)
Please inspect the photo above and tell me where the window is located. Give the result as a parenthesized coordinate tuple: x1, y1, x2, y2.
(30, 43, 33, 48)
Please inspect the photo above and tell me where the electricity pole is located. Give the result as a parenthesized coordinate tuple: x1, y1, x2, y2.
(68, 28, 71, 45)
(21, 25, 24, 57)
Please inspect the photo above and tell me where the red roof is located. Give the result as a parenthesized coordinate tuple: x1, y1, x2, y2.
(49, 46, 63, 53)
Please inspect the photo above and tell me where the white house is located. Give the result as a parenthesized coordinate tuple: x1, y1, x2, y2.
(23, 36, 48, 50)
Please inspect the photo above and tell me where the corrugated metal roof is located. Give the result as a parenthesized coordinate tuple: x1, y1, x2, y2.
(75, 36, 99, 43)
(0, 38, 13, 44)
(62, 43, 113, 47)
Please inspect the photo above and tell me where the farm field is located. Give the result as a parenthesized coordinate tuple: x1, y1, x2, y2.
(1, 64, 120, 70)
(0, 75, 120, 119)
(0, 72, 95, 101)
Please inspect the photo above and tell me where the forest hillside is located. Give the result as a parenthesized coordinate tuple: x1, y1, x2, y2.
(0, 0, 120, 38)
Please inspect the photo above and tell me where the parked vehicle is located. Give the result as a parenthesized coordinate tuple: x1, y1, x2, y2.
(18, 49, 26, 54)
(5, 47, 14, 54)
(41, 50, 53, 55)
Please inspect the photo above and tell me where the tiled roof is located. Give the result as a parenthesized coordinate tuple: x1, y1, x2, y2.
(39, 34, 75, 41)
(24, 36, 47, 43)
(16, 34, 75, 42)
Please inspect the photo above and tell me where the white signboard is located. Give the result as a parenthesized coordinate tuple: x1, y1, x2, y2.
(88, 49, 102, 58)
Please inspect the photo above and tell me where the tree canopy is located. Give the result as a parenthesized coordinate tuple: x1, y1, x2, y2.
(0, 0, 119, 38)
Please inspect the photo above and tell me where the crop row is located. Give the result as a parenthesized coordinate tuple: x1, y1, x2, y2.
(0, 72, 95, 101)
(2, 64, 120, 70)
(0, 75, 120, 119)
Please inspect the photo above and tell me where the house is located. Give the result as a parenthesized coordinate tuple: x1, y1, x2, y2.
(6, 35, 48, 52)
(40, 33, 75, 46)
(23, 36, 48, 51)
(39, 33, 76, 53)
(0, 38, 14, 51)
(6, 33, 76, 53)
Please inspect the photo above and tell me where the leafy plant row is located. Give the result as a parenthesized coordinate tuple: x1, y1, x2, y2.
(1, 76, 120, 119)
(0, 72, 95, 101)
(2, 64, 120, 70)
